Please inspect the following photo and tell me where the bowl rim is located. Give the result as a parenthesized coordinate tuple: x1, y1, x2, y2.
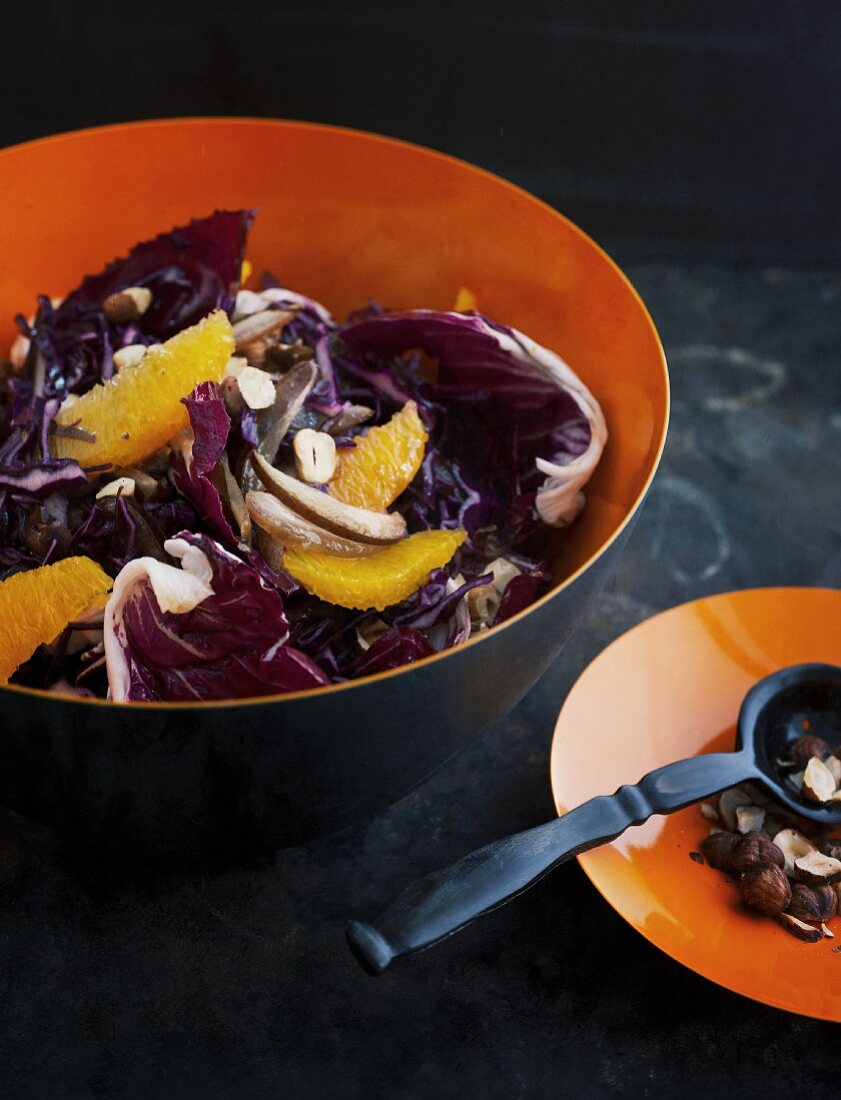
(0, 116, 670, 711)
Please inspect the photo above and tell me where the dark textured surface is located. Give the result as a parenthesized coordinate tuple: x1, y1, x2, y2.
(2, 262, 841, 1097)
(2, 1, 840, 263)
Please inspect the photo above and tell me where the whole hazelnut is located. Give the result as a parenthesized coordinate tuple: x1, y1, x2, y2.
(732, 831, 785, 872)
(787, 883, 838, 923)
(790, 734, 830, 768)
(739, 864, 792, 916)
(700, 831, 741, 872)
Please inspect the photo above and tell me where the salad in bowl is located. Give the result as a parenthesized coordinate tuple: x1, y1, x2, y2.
(1, 210, 606, 703)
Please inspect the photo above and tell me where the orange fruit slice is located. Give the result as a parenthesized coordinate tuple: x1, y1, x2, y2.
(329, 400, 428, 511)
(53, 309, 234, 469)
(283, 528, 466, 611)
(0, 556, 113, 683)
(452, 286, 478, 311)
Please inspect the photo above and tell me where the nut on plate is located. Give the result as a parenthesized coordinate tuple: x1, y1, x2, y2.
(735, 805, 765, 834)
(792, 850, 841, 887)
(786, 882, 837, 923)
(731, 831, 784, 872)
(777, 912, 823, 942)
(717, 788, 752, 831)
(700, 830, 741, 872)
(772, 828, 817, 877)
(739, 863, 792, 916)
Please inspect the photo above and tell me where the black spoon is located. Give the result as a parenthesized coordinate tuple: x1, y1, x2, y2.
(347, 663, 841, 974)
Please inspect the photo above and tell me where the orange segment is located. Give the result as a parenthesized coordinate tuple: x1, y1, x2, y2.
(0, 556, 113, 683)
(330, 400, 428, 511)
(53, 310, 234, 469)
(453, 286, 478, 311)
(283, 528, 466, 611)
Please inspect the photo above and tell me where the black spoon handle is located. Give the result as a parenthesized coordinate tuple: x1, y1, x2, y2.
(347, 750, 758, 974)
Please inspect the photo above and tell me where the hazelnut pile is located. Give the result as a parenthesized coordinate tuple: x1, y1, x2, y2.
(697, 735, 841, 944)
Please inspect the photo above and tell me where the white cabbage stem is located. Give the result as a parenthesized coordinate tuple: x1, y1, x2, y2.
(490, 322, 608, 527)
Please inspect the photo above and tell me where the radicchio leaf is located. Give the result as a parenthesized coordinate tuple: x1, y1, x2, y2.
(168, 382, 238, 544)
(349, 627, 434, 676)
(103, 531, 328, 701)
(339, 309, 607, 533)
(169, 449, 238, 546)
(493, 573, 544, 624)
(24, 210, 253, 399)
(181, 382, 231, 476)
(57, 210, 253, 339)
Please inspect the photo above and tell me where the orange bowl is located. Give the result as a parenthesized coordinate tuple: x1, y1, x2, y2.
(0, 119, 668, 858)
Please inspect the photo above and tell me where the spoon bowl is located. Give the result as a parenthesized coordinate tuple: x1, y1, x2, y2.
(348, 662, 841, 973)
(742, 662, 841, 823)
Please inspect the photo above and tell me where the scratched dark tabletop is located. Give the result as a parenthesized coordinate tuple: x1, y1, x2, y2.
(1, 262, 840, 1098)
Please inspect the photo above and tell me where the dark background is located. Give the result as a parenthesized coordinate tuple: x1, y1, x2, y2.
(3, 3, 841, 1098)
(3, 0, 840, 263)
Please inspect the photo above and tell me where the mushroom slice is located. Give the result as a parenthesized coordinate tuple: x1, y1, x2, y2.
(240, 361, 319, 494)
(218, 453, 252, 546)
(256, 528, 286, 575)
(247, 491, 382, 557)
(773, 828, 818, 877)
(233, 308, 297, 366)
(249, 452, 406, 546)
(793, 850, 841, 887)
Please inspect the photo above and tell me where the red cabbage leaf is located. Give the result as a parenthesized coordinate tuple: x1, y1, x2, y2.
(338, 310, 607, 531)
(103, 531, 328, 701)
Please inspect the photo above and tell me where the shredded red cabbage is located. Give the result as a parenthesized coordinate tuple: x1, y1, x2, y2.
(1, 212, 605, 701)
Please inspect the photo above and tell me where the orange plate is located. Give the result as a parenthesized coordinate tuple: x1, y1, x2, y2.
(550, 588, 841, 1022)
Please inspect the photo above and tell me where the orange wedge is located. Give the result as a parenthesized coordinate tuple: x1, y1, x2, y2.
(453, 286, 478, 311)
(0, 556, 113, 683)
(283, 528, 466, 611)
(53, 310, 234, 469)
(329, 400, 428, 512)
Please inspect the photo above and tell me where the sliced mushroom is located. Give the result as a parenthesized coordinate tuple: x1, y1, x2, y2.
(218, 453, 252, 546)
(240, 361, 319, 494)
(265, 340, 315, 370)
(256, 528, 286, 575)
(249, 452, 406, 546)
(247, 490, 381, 557)
(233, 308, 296, 367)
(322, 403, 375, 435)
